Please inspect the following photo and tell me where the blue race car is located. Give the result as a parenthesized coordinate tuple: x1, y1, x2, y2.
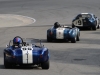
(72, 13, 100, 30)
(47, 22, 80, 43)
(4, 36, 49, 69)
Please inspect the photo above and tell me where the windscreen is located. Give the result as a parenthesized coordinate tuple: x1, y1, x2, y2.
(9, 38, 42, 47)
(23, 38, 42, 47)
(81, 14, 92, 18)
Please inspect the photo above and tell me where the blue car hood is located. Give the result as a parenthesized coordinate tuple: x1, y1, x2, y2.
(12, 47, 43, 55)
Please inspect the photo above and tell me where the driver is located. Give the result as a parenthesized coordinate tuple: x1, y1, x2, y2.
(12, 36, 23, 49)
(54, 22, 61, 28)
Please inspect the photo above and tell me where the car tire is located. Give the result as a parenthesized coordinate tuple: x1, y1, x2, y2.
(71, 36, 76, 43)
(41, 60, 49, 69)
(72, 24, 75, 28)
(47, 36, 52, 42)
(4, 55, 11, 68)
(76, 34, 80, 41)
(92, 25, 96, 30)
(97, 24, 100, 29)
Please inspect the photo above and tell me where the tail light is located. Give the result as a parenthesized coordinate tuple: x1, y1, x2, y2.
(40, 54, 42, 58)
(12, 56, 15, 58)
(50, 32, 52, 35)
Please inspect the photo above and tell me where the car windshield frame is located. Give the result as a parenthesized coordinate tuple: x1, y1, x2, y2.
(8, 38, 42, 47)
(81, 14, 92, 18)
(23, 38, 42, 47)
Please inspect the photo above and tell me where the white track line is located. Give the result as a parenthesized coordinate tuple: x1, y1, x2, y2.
(0, 14, 36, 25)
(0, 14, 36, 28)
(11, 14, 36, 24)
(14, 14, 36, 24)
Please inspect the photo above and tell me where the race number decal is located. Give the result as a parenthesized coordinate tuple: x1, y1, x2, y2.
(78, 20, 81, 25)
(21, 46, 33, 64)
(73, 18, 83, 26)
(21, 46, 33, 51)
(76, 19, 83, 26)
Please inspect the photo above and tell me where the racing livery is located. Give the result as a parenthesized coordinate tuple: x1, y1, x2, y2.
(47, 22, 80, 43)
(4, 36, 49, 69)
(72, 13, 100, 30)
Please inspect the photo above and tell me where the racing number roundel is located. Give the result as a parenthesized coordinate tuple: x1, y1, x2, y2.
(78, 20, 81, 25)
(21, 46, 33, 51)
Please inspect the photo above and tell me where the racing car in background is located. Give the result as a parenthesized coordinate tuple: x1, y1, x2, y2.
(4, 36, 49, 69)
(47, 22, 80, 43)
(72, 13, 100, 30)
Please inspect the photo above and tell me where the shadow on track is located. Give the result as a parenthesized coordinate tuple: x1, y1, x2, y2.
(78, 38, 100, 45)
(0, 64, 44, 70)
(0, 65, 5, 69)
(41, 39, 72, 43)
(50, 48, 100, 66)
(89, 30, 100, 34)
(78, 27, 98, 31)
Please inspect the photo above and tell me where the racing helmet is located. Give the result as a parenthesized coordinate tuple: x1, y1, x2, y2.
(76, 14, 82, 19)
(54, 22, 60, 28)
(13, 36, 23, 46)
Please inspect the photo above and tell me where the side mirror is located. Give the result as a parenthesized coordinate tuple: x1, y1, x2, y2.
(42, 45, 44, 47)
(6, 45, 9, 47)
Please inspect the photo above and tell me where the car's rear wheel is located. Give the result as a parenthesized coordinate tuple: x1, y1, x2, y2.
(47, 36, 52, 42)
(92, 21, 97, 30)
(4, 61, 11, 68)
(71, 36, 76, 43)
(41, 60, 49, 69)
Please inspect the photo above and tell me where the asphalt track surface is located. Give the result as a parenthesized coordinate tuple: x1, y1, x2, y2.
(0, 0, 100, 75)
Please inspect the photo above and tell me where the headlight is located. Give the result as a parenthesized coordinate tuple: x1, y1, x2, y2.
(5, 53, 12, 57)
(50, 32, 52, 35)
(90, 20, 93, 22)
(90, 19, 94, 22)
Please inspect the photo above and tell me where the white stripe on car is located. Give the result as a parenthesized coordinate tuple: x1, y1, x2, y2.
(21, 46, 33, 64)
(56, 28, 65, 39)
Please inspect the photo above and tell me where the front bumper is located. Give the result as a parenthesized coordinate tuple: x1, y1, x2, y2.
(5, 54, 49, 65)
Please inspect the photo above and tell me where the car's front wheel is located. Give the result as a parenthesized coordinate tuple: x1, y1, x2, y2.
(92, 25, 96, 30)
(72, 24, 75, 28)
(71, 36, 76, 43)
(4, 55, 11, 68)
(76, 34, 80, 41)
(97, 24, 100, 29)
(41, 60, 49, 69)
